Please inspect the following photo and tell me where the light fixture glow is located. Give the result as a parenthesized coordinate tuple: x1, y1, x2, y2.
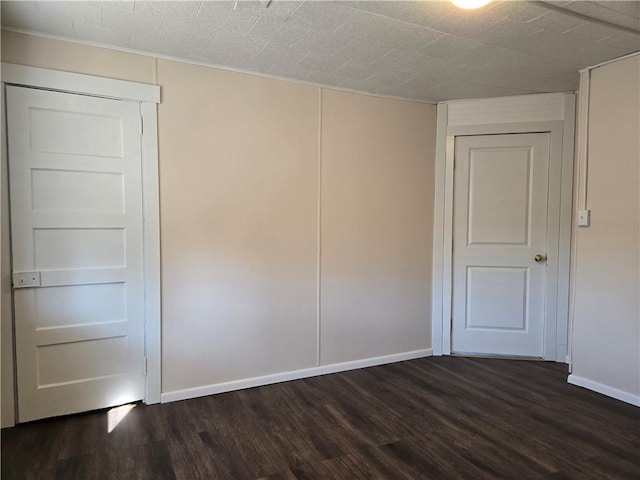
(450, 0, 492, 9)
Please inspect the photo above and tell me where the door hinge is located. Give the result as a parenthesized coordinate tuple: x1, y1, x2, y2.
(143, 356, 148, 375)
(139, 116, 143, 136)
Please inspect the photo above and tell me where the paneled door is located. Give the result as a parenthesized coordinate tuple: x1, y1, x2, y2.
(452, 133, 550, 357)
(7, 85, 145, 422)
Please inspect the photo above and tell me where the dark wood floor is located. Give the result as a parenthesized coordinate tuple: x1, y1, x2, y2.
(2, 357, 639, 479)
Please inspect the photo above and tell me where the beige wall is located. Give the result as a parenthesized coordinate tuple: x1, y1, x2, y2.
(321, 90, 435, 364)
(1, 30, 153, 83)
(157, 60, 320, 391)
(571, 55, 640, 401)
(1, 31, 436, 410)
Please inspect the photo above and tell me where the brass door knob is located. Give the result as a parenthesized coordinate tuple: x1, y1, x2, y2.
(534, 253, 547, 263)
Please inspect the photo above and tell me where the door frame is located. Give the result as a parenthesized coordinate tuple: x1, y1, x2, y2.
(1, 63, 161, 426)
(432, 93, 576, 361)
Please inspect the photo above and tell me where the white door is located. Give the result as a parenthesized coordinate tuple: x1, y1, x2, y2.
(452, 133, 550, 357)
(7, 86, 145, 422)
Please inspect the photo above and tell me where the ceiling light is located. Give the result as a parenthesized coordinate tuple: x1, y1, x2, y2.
(450, 0, 492, 9)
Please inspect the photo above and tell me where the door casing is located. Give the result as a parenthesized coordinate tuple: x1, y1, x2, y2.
(432, 93, 576, 361)
(0, 63, 161, 426)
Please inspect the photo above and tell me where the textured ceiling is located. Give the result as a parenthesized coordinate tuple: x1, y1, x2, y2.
(2, 1, 639, 102)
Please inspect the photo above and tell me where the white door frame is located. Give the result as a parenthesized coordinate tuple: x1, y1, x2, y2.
(431, 93, 576, 361)
(1, 63, 161, 426)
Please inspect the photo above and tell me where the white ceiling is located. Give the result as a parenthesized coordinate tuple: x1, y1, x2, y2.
(2, 1, 639, 102)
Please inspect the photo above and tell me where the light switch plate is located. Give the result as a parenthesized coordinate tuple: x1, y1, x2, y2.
(577, 209, 590, 227)
(13, 272, 41, 288)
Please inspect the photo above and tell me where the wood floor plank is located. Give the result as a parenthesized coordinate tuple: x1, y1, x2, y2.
(3, 357, 639, 480)
(167, 435, 221, 479)
(378, 438, 496, 480)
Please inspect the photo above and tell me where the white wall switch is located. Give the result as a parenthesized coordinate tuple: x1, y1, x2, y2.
(577, 209, 590, 227)
(13, 272, 41, 288)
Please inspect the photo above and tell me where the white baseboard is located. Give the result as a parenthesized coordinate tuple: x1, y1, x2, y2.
(161, 348, 433, 403)
(567, 374, 640, 407)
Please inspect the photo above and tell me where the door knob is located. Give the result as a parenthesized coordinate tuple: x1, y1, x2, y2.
(534, 253, 547, 263)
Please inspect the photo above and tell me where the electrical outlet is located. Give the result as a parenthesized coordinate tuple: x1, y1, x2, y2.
(577, 210, 590, 227)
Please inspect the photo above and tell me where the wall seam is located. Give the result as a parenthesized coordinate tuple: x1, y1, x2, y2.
(153, 57, 158, 86)
(316, 87, 323, 367)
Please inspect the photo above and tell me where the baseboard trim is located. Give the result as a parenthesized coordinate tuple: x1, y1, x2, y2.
(161, 348, 433, 403)
(567, 374, 640, 407)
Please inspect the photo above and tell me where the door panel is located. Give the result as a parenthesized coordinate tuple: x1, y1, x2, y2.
(7, 86, 145, 422)
(452, 133, 550, 357)
(465, 266, 528, 331)
(31, 169, 124, 213)
(467, 148, 531, 245)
